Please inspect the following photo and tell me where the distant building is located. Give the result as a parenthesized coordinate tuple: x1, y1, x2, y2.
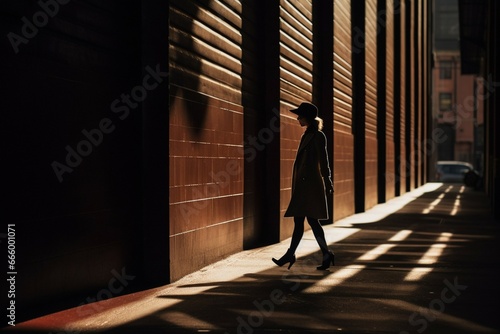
(432, 0, 484, 172)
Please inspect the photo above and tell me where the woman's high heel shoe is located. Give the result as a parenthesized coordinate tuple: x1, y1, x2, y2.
(272, 249, 296, 269)
(316, 251, 335, 270)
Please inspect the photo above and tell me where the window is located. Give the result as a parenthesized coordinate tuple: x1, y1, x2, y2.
(439, 93, 452, 111)
(439, 61, 452, 79)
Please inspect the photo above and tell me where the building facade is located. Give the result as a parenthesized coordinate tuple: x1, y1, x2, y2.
(432, 0, 484, 174)
(3, 0, 432, 321)
(168, 0, 431, 280)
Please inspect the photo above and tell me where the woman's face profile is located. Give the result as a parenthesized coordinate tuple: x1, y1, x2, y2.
(297, 115, 309, 127)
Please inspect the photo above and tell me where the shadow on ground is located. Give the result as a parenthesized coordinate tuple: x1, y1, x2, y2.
(4, 184, 500, 334)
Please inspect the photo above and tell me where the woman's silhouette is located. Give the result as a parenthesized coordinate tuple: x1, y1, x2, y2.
(272, 102, 335, 270)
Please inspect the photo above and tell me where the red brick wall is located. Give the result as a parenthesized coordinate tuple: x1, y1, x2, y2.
(333, 0, 355, 220)
(365, 0, 379, 210)
(168, 1, 245, 280)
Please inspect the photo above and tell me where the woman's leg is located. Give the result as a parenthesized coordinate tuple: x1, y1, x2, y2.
(288, 216, 305, 254)
(306, 217, 328, 254)
(272, 216, 304, 267)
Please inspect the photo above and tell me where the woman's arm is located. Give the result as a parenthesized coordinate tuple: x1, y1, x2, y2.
(316, 132, 334, 194)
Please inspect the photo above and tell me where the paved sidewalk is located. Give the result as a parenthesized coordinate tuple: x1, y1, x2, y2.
(3, 183, 500, 334)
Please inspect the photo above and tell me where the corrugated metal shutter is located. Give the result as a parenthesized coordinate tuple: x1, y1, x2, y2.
(407, 0, 415, 190)
(413, 0, 420, 188)
(365, 0, 378, 209)
(333, 0, 355, 220)
(333, 0, 352, 133)
(365, 0, 378, 135)
(279, 0, 313, 106)
(169, 1, 242, 104)
(169, 0, 245, 280)
(399, 0, 407, 192)
(386, 0, 396, 199)
(386, 0, 395, 142)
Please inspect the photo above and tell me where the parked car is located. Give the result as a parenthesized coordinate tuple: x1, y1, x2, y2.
(436, 161, 481, 187)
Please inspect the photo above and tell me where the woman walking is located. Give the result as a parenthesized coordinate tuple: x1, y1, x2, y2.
(272, 102, 335, 270)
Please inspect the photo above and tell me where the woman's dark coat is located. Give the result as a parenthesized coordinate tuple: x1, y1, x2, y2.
(284, 129, 333, 219)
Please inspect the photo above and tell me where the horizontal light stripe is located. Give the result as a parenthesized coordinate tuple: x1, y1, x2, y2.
(358, 244, 396, 261)
(389, 230, 412, 241)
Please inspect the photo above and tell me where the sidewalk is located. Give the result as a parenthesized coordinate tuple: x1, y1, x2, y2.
(3, 182, 500, 334)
